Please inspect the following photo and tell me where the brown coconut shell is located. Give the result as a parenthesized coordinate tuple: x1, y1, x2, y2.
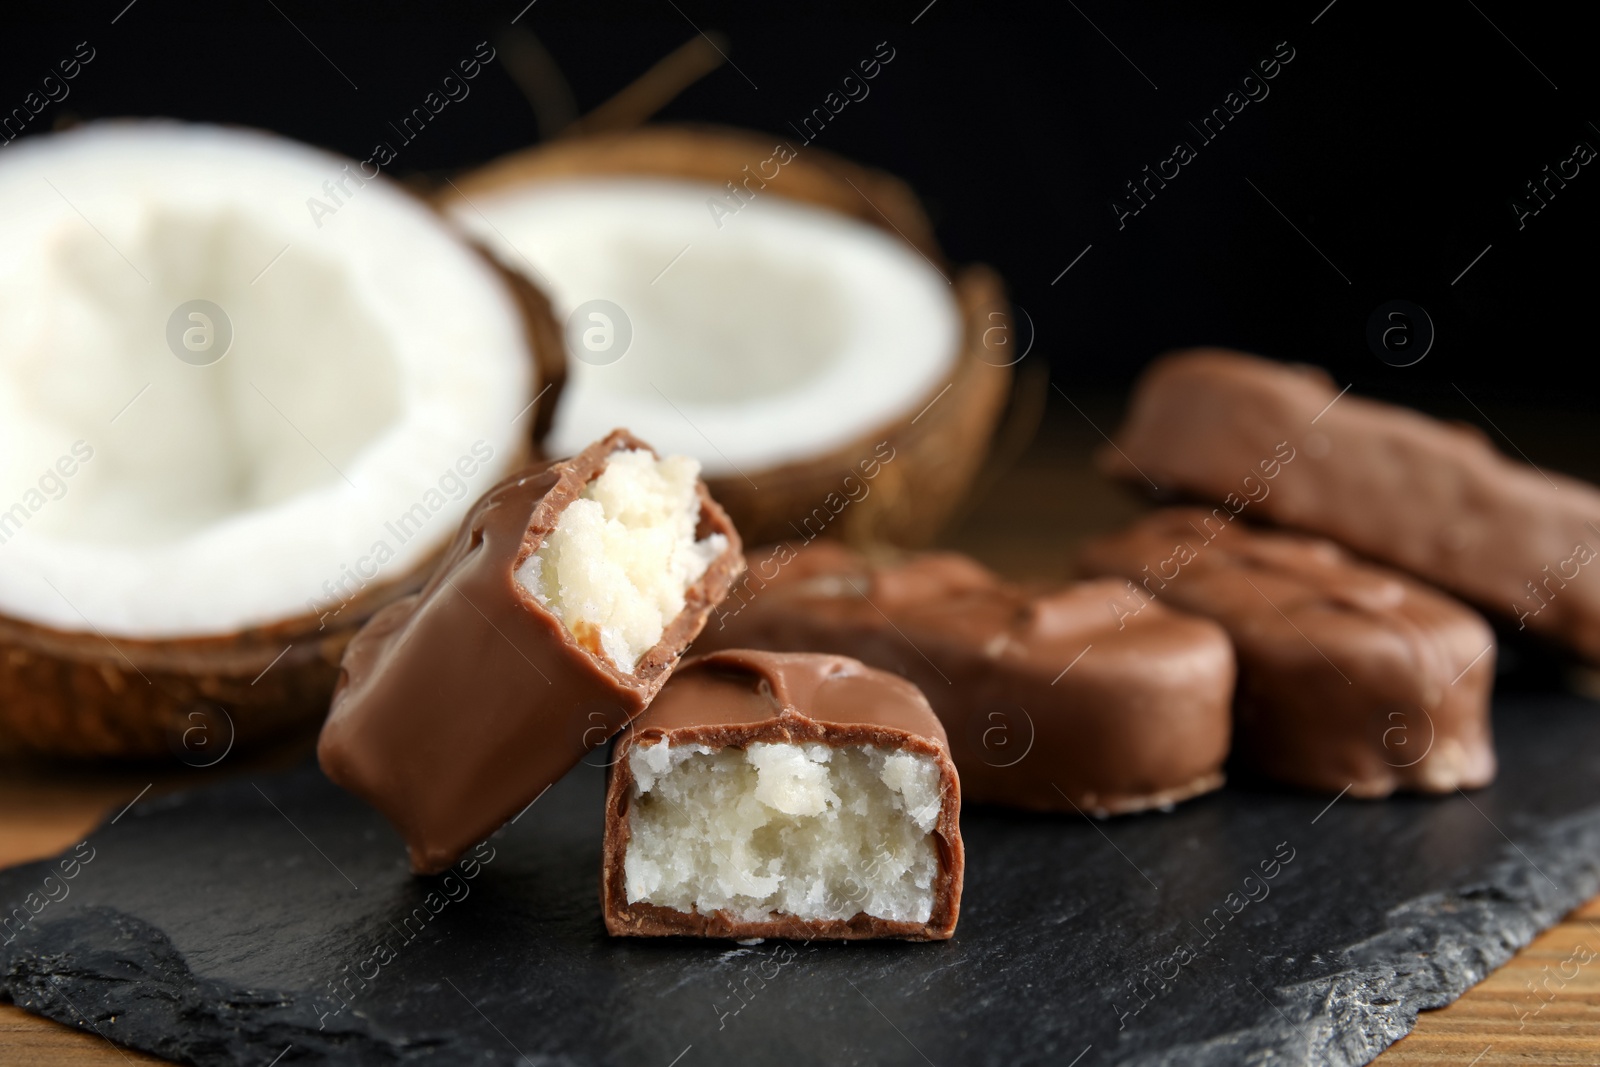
(0, 576, 406, 761)
(439, 124, 1015, 548)
(0, 221, 560, 762)
(479, 249, 567, 445)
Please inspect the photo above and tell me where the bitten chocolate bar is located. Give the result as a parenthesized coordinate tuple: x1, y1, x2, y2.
(1099, 347, 1600, 663)
(694, 542, 1235, 814)
(319, 430, 743, 874)
(602, 649, 963, 940)
(1079, 508, 1497, 797)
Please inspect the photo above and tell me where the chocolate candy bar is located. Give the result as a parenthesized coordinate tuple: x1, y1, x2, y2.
(1099, 348, 1600, 663)
(1079, 508, 1497, 796)
(319, 430, 743, 874)
(601, 649, 963, 940)
(693, 541, 1235, 814)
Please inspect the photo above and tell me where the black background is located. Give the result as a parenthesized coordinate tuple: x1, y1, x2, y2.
(4, 1, 1594, 414)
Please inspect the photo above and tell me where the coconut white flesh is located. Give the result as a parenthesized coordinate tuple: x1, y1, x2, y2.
(624, 740, 943, 924)
(0, 123, 534, 638)
(517, 449, 725, 672)
(448, 178, 960, 477)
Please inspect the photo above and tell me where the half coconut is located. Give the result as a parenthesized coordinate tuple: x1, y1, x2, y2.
(438, 125, 1013, 547)
(0, 121, 558, 758)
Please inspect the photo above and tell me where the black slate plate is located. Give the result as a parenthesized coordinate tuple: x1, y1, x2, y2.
(5, 692, 1600, 1067)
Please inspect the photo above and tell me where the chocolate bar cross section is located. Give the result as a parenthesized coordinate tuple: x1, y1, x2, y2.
(602, 649, 964, 940)
(319, 430, 743, 874)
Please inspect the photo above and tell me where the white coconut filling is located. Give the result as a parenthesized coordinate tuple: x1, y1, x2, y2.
(449, 178, 961, 477)
(0, 123, 533, 637)
(517, 449, 725, 672)
(624, 741, 943, 924)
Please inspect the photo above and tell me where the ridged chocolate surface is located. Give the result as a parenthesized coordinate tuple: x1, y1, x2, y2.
(1079, 508, 1496, 797)
(1099, 348, 1600, 663)
(695, 542, 1235, 814)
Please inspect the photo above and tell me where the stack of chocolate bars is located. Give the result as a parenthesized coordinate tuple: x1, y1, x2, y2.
(318, 350, 1600, 942)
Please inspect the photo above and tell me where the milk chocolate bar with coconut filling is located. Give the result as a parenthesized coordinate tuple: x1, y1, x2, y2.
(1099, 348, 1600, 664)
(602, 649, 963, 940)
(693, 541, 1235, 814)
(1079, 508, 1497, 797)
(319, 429, 743, 874)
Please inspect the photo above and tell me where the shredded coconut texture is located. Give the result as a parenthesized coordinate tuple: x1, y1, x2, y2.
(624, 741, 943, 924)
(518, 449, 725, 672)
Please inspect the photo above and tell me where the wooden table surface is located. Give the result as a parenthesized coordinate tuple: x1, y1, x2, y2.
(4, 392, 1599, 1064)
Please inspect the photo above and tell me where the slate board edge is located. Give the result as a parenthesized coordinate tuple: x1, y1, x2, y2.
(1125, 806, 1600, 1067)
(2, 903, 498, 1067)
(4, 804, 1600, 1067)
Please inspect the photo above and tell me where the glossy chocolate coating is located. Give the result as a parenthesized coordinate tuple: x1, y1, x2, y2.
(318, 430, 743, 874)
(1100, 348, 1600, 663)
(602, 649, 963, 940)
(1079, 508, 1497, 797)
(693, 542, 1235, 814)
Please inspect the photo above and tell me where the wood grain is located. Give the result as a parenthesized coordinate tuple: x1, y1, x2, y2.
(1380, 897, 1600, 1064)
